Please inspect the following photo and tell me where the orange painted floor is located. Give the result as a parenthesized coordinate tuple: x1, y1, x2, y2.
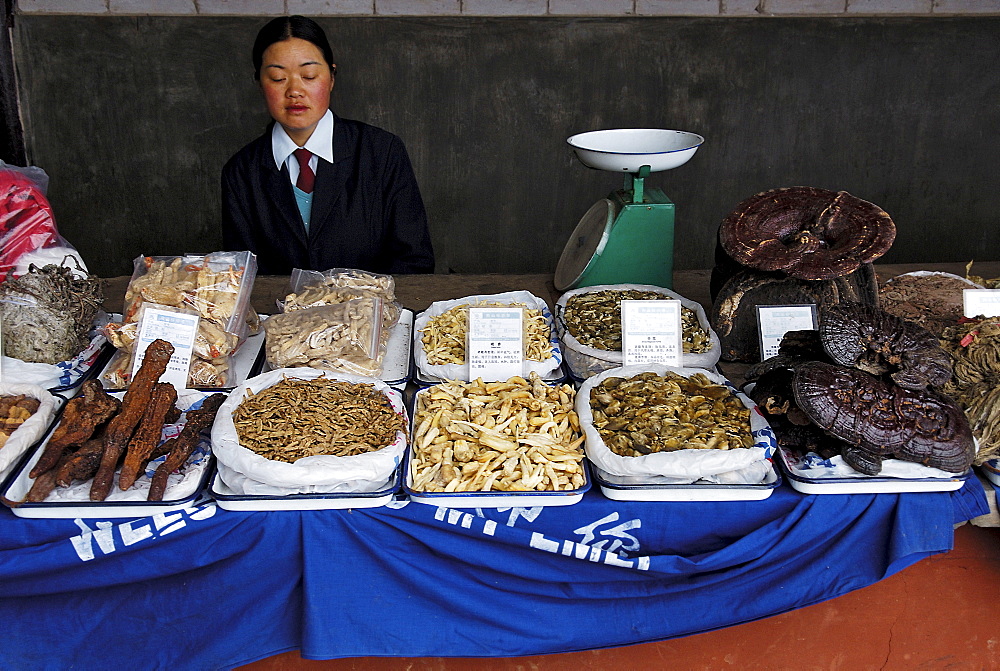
(239, 524, 1000, 671)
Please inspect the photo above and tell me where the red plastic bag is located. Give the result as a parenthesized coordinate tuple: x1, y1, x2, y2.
(0, 166, 62, 283)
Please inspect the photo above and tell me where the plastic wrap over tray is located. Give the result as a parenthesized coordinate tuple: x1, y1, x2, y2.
(413, 290, 563, 382)
(212, 367, 407, 496)
(555, 283, 721, 380)
(576, 364, 775, 484)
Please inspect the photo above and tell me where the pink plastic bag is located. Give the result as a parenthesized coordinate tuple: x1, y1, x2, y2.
(0, 165, 62, 282)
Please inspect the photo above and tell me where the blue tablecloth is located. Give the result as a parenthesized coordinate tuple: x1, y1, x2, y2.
(0, 477, 988, 671)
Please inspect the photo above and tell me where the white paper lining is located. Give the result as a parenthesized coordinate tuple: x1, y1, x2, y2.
(555, 283, 721, 380)
(211, 367, 407, 496)
(413, 290, 563, 382)
(576, 364, 775, 484)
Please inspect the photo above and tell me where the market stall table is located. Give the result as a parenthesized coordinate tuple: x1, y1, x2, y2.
(0, 266, 994, 669)
(0, 478, 987, 669)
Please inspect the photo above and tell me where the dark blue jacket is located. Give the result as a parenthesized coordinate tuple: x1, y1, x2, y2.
(222, 115, 434, 275)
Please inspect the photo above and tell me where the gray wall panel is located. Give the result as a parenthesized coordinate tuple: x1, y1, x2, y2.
(13, 16, 1000, 277)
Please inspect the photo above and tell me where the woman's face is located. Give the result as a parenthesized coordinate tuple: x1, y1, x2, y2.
(259, 37, 335, 146)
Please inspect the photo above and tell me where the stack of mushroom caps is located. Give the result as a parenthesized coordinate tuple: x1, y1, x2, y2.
(710, 186, 896, 362)
(743, 302, 975, 476)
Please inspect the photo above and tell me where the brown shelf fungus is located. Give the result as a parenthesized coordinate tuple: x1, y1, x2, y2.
(819, 302, 952, 391)
(719, 186, 896, 281)
(792, 361, 975, 474)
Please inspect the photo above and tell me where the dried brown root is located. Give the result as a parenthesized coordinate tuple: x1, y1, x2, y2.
(148, 393, 226, 501)
(91, 339, 174, 501)
(118, 382, 178, 490)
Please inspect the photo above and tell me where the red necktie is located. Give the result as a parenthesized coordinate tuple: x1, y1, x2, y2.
(294, 148, 315, 194)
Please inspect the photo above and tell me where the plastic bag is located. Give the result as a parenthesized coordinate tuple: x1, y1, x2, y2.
(0, 162, 87, 282)
(1, 331, 107, 389)
(555, 283, 721, 380)
(414, 290, 563, 382)
(101, 252, 257, 388)
(211, 367, 407, 495)
(263, 297, 385, 376)
(576, 364, 774, 483)
(283, 267, 396, 308)
(280, 266, 401, 331)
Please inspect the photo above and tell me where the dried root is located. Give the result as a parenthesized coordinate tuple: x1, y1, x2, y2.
(420, 302, 553, 365)
(410, 373, 585, 493)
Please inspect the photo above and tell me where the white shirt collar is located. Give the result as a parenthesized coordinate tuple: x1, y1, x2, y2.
(270, 109, 335, 169)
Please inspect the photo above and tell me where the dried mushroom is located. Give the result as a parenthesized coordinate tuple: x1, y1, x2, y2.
(710, 263, 878, 362)
(563, 289, 711, 353)
(746, 367, 846, 461)
(590, 371, 754, 457)
(793, 361, 974, 474)
(819, 302, 952, 390)
(719, 187, 895, 281)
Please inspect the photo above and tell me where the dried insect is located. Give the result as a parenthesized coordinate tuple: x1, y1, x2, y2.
(233, 377, 405, 462)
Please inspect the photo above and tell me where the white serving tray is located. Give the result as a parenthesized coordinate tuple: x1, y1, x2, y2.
(209, 468, 399, 511)
(776, 446, 970, 494)
(259, 308, 413, 390)
(403, 386, 590, 507)
(592, 461, 781, 502)
(379, 308, 414, 388)
(981, 460, 1000, 487)
(404, 468, 589, 508)
(1, 390, 221, 518)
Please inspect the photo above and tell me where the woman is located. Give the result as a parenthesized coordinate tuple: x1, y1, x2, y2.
(222, 16, 434, 275)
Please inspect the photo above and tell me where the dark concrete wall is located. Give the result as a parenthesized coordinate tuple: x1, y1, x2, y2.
(12, 15, 1000, 277)
(1, 1, 25, 165)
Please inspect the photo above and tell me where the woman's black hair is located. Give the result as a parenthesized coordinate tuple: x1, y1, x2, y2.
(252, 15, 335, 81)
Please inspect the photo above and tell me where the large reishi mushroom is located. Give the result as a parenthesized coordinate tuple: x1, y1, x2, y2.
(792, 361, 975, 474)
(719, 186, 896, 281)
(819, 302, 953, 390)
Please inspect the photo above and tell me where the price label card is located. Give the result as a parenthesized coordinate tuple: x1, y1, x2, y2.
(131, 307, 200, 389)
(467, 307, 524, 382)
(756, 304, 817, 361)
(963, 289, 1000, 318)
(621, 299, 682, 366)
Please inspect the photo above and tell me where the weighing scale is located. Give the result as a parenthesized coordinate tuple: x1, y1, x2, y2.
(554, 129, 704, 291)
